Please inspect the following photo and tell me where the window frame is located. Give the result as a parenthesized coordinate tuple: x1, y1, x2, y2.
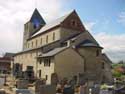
(43, 58, 51, 67)
(53, 32, 55, 41)
(46, 35, 48, 43)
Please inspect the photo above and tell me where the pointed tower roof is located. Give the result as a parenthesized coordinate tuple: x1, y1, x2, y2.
(30, 8, 46, 25)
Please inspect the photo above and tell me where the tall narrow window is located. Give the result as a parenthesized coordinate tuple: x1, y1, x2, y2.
(27, 43, 30, 48)
(61, 42, 68, 47)
(53, 32, 55, 41)
(45, 75, 48, 80)
(41, 38, 42, 45)
(96, 50, 100, 56)
(102, 62, 105, 69)
(36, 40, 37, 47)
(39, 70, 41, 78)
(32, 41, 33, 48)
(39, 59, 42, 64)
(46, 35, 48, 43)
(44, 58, 51, 67)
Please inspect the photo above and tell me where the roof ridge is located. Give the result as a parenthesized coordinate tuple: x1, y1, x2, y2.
(31, 10, 75, 37)
(45, 9, 75, 25)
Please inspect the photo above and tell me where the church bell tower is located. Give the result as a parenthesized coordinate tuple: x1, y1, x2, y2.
(23, 8, 46, 50)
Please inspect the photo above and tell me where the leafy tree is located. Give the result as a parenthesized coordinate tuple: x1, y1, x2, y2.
(112, 70, 122, 78)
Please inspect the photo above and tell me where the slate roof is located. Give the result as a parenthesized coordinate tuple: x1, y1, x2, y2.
(30, 8, 46, 26)
(70, 31, 102, 48)
(4, 53, 14, 58)
(32, 10, 74, 37)
(38, 47, 67, 57)
(75, 39, 99, 47)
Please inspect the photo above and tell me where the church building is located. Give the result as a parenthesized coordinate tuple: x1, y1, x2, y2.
(13, 9, 113, 84)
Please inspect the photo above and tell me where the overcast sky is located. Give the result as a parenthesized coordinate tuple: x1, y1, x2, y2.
(0, 0, 125, 62)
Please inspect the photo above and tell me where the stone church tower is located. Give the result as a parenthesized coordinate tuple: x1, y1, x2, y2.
(23, 8, 46, 50)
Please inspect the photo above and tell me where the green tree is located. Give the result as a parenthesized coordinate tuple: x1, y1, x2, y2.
(112, 70, 122, 78)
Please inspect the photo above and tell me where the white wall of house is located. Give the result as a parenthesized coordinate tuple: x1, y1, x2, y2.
(37, 57, 55, 84)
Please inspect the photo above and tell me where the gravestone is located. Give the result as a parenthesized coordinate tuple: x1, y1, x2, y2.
(63, 85, 74, 94)
(16, 79, 28, 89)
(14, 89, 32, 94)
(51, 73, 58, 85)
(79, 85, 87, 94)
(39, 85, 56, 94)
(91, 84, 100, 94)
(0, 77, 5, 87)
(35, 79, 46, 93)
(0, 89, 6, 94)
(69, 76, 77, 88)
(78, 73, 86, 85)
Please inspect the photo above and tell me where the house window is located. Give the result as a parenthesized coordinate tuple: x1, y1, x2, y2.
(53, 32, 55, 41)
(96, 50, 100, 56)
(39, 70, 41, 78)
(71, 39, 75, 44)
(61, 42, 67, 47)
(44, 58, 51, 67)
(27, 66, 33, 71)
(32, 41, 33, 48)
(45, 75, 48, 80)
(36, 40, 37, 47)
(102, 62, 105, 69)
(71, 20, 77, 26)
(39, 59, 42, 64)
(46, 35, 48, 43)
(41, 38, 42, 45)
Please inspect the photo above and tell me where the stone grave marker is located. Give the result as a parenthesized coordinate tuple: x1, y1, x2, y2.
(0, 89, 6, 94)
(39, 85, 56, 94)
(51, 73, 58, 85)
(35, 79, 46, 93)
(16, 79, 28, 89)
(78, 73, 86, 85)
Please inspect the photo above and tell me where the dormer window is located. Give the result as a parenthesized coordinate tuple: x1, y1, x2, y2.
(61, 42, 67, 47)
